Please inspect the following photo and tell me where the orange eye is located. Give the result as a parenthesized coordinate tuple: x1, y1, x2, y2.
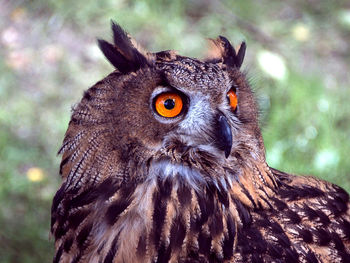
(155, 93, 183, 118)
(227, 89, 238, 111)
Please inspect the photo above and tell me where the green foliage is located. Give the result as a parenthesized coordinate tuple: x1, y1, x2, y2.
(1, 0, 349, 262)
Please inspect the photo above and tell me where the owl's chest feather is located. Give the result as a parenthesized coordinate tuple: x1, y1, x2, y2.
(89, 162, 239, 262)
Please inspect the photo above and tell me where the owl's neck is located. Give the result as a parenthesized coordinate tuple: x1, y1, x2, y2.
(149, 142, 279, 210)
(152, 134, 279, 209)
(148, 155, 278, 208)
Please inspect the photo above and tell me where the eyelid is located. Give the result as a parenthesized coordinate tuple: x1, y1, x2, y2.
(152, 86, 174, 98)
(230, 85, 237, 93)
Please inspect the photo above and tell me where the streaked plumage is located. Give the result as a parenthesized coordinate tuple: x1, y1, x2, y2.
(51, 22, 350, 263)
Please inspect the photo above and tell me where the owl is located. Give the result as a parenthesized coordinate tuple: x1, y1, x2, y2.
(51, 22, 350, 263)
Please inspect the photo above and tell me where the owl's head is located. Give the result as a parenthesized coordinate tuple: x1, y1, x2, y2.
(60, 22, 265, 188)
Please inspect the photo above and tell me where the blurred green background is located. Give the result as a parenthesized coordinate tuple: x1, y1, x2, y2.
(1, 0, 350, 262)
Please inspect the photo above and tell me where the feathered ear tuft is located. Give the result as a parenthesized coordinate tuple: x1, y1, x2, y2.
(235, 41, 246, 68)
(97, 21, 151, 73)
(206, 36, 246, 68)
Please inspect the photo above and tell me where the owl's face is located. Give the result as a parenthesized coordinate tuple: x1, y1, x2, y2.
(63, 23, 264, 185)
(98, 29, 262, 161)
(101, 55, 263, 170)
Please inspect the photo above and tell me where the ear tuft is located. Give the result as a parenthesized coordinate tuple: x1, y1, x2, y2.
(98, 21, 151, 73)
(236, 42, 246, 68)
(97, 39, 129, 71)
(206, 36, 246, 68)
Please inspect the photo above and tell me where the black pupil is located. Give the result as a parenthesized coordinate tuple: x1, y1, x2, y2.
(164, 99, 175, 110)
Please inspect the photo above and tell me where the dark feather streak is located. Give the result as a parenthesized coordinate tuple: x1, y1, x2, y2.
(76, 222, 93, 250)
(103, 231, 120, 263)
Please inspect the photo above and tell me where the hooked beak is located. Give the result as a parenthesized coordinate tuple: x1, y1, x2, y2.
(216, 114, 232, 158)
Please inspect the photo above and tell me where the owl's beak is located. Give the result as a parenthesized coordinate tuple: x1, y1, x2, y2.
(216, 114, 232, 158)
